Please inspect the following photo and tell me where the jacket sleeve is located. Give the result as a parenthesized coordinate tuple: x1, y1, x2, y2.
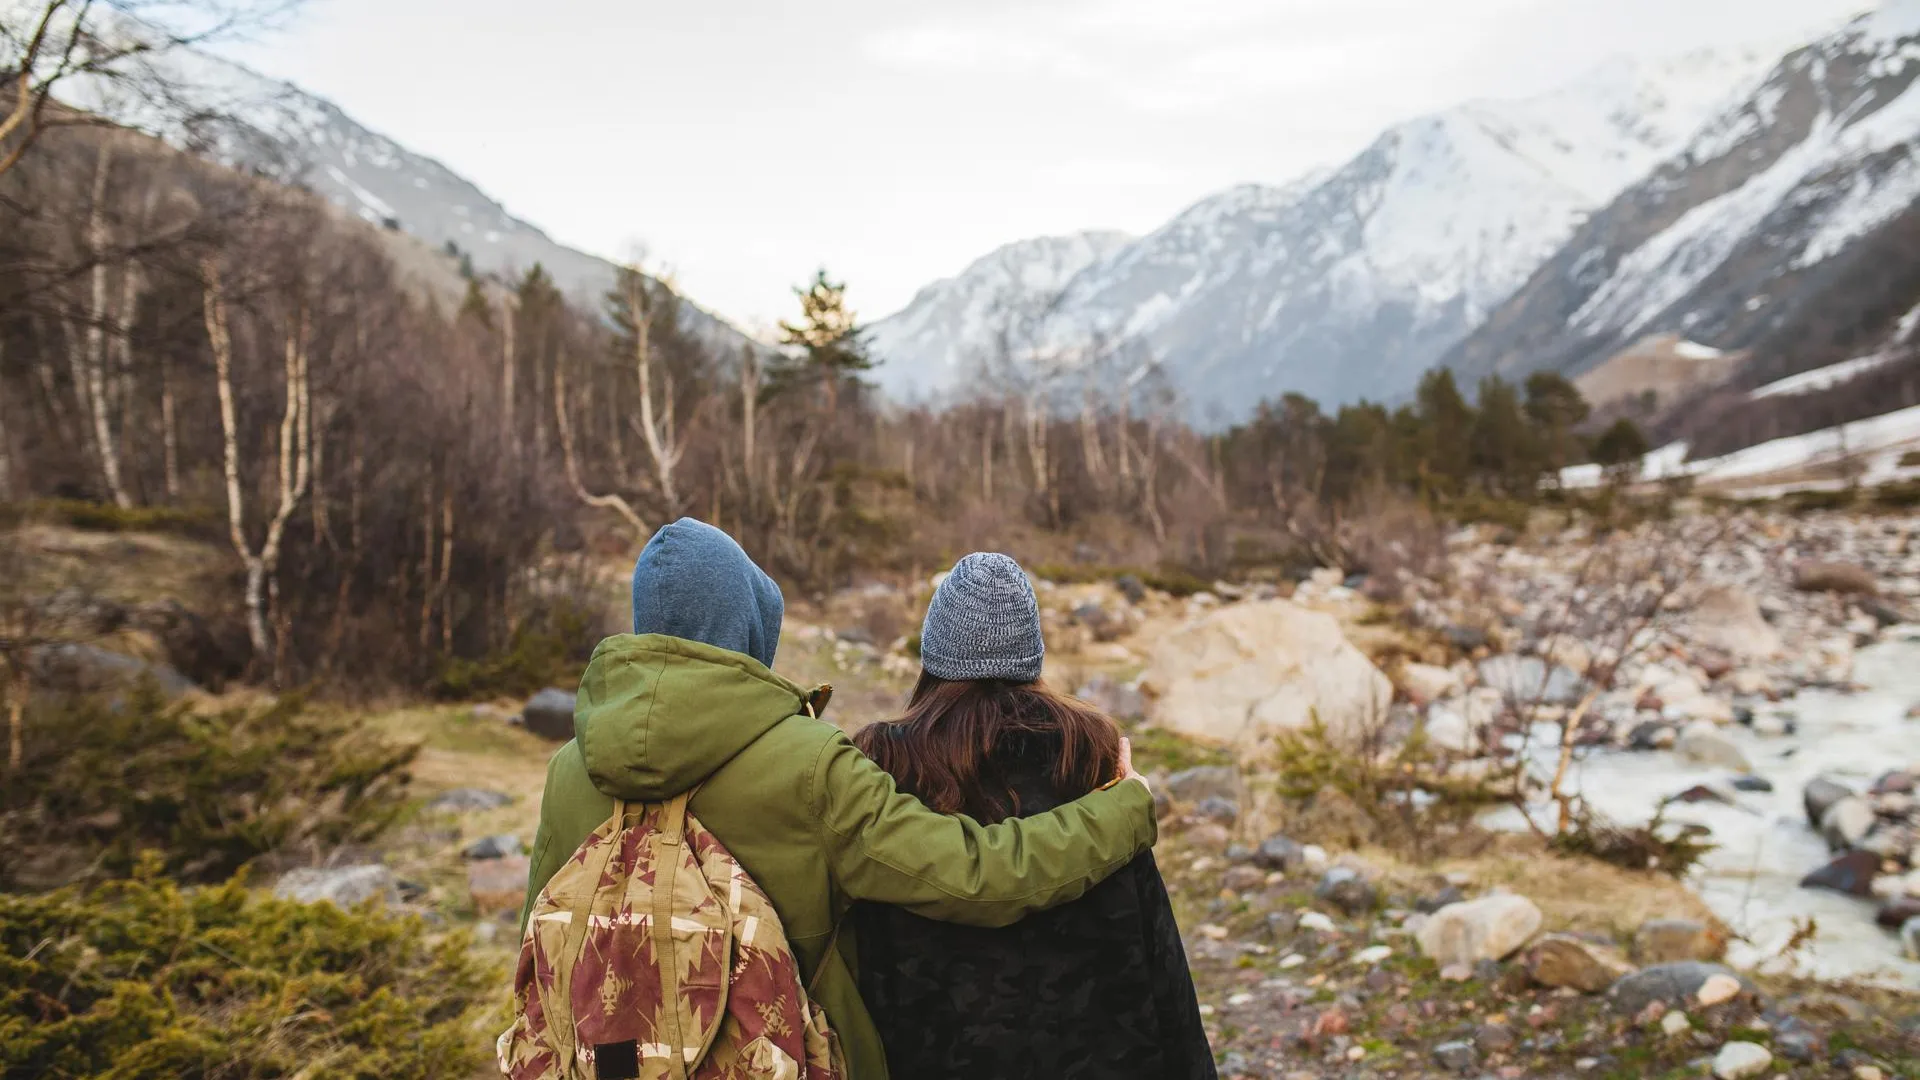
(807, 729, 1156, 928)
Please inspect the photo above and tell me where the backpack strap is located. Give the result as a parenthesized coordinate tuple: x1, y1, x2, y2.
(805, 911, 846, 998)
(550, 798, 631, 1075)
(651, 790, 695, 1080)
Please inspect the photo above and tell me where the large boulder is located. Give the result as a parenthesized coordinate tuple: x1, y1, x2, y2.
(1142, 600, 1392, 749)
(521, 688, 578, 741)
(27, 642, 194, 698)
(1683, 586, 1783, 661)
(1416, 894, 1542, 967)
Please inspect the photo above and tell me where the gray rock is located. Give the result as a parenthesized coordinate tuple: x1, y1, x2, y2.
(1805, 776, 1855, 829)
(1165, 765, 1238, 804)
(463, 833, 524, 860)
(273, 864, 396, 908)
(1675, 722, 1751, 772)
(1820, 797, 1877, 850)
(1264, 909, 1299, 940)
(1903, 916, 1920, 961)
(1432, 1040, 1479, 1073)
(522, 687, 578, 741)
(1193, 796, 1239, 825)
(426, 788, 514, 813)
(1607, 962, 1752, 1016)
(28, 642, 195, 697)
(1478, 655, 1583, 705)
(1730, 775, 1774, 793)
(1628, 721, 1679, 751)
(1252, 834, 1306, 873)
(1114, 575, 1146, 604)
(1075, 675, 1146, 721)
(1315, 867, 1377, 915)
(1801, 851, 1881, 896)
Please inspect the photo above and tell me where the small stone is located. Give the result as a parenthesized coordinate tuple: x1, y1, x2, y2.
(1300, 844, 1329, 874)
(1821, 797, 1878, 850)
(1253, 834, 1306, 872)
(1801, 850, 1882, 897)
(1279, 953, 1307, 969)
(1265, 909, 1300, 938)
(1432, 1040, 1479, 1074)
(1222, 865, 1266, 893)
(1660, 1010, 1691, 1036)
(1668, 783, 1735, 806)
(468, 854, 533, 916)
(1855, 1066, 1886, 1080)
(1193, 795, 1240, 825)
(1871, 770, 1917, 795)
(1730, 775, 1774, 793)
(1315, 867, 1377, 915)
(1439, 962, 1473, 982)
(1351, 944, 1392, 966)
(1196, 923, 1230, 940)
(1165, 765, 1238, 803)
(1474, 1022, 1516, 1053)
(1903, 916, 1920, 961)
(461, 833, 524, 860)
(425, 788, 514, 812)
(1608, 963, 1751, 1016)
(1695, 973, 1742, 1007)
(1804, 776, 1856, 829)
(1525, 934, 1633, 993)
(1298, 911, 1338, 934)
(1416, 894, 1543, 967)
(520, 687, 578, 741)
(1311, 1007, 1349, 1038)
(1187, 823, 1233, 853)
(1675, 721, 1751, 771)
(1416, 884, 1466, 913)
(1710, 1040, 1772, 1080)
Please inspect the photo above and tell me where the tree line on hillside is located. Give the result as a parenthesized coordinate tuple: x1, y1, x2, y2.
(0, 99, 1637, 694)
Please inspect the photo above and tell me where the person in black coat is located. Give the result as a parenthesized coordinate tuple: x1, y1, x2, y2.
(849, 553, 1216, 1080)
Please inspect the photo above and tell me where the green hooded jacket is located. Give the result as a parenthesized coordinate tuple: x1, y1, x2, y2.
(522, 634, 1158, 1080)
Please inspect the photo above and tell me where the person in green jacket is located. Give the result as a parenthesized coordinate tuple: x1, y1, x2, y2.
(521, 519, 1156, 1080)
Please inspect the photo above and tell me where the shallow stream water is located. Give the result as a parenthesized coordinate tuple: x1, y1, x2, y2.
(1484, 633, 1920, 986)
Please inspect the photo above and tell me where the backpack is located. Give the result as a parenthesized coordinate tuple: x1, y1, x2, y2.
(499, 790, 845, 1080)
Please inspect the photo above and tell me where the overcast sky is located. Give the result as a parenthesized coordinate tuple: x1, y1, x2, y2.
(220, 0, 1867, 333)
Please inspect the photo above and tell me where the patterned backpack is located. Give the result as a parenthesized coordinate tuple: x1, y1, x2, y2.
(499, 791, 844, 1080)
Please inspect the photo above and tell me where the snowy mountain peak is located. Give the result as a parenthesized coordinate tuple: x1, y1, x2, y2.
(870, 42, 1777, 416)
(866, 230, 1133, 399)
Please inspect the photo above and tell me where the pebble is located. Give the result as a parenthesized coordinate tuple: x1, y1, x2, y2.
(1711, 1041, 1772, 1080)
(1351, 944, 1392, 965)
(1439, 962, 1473, 982)
(1855, 1066, 1886, 1080)
(1298, 911, 1338, 934)
(1660, 1010, 1692, 1036)
(1696, 973, 1743, 1007)
(1279, 953, 1306, 969)
(1432, 1040, 1479, 1073)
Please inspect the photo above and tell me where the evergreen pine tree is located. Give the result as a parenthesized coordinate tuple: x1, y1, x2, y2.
(769, 269, 873, 409)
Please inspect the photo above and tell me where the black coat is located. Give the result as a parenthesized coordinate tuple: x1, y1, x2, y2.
(853, 732, 1217, 1080)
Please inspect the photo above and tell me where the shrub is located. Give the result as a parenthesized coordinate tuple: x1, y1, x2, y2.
(1872, 480, 1920, 510)
(1549, 804, 1714, 878)
(432, 600, 592, 699)
(0, 870, 499, 1078)
(1782, 487, 1857, 514)
(10, 498, 220, 536)
(0, 688, 417, 890)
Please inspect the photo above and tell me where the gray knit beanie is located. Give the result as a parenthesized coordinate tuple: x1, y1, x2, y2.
(919, 552, 1045, 682)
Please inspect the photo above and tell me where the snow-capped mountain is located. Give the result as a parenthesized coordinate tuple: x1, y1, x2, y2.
(866, 231, 1133, 398)
(1447, 3, 1920, 391)
(870, 47, 1781, 416)
(61, 21, 753, 351)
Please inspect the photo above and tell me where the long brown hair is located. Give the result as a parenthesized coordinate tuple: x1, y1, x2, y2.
(852, 672, 1123, 823)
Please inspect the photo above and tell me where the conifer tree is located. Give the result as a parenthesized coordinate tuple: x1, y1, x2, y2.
(770, 269, 873, 410)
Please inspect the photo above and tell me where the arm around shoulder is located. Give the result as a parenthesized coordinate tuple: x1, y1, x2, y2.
(807, 729, 1156, 928)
